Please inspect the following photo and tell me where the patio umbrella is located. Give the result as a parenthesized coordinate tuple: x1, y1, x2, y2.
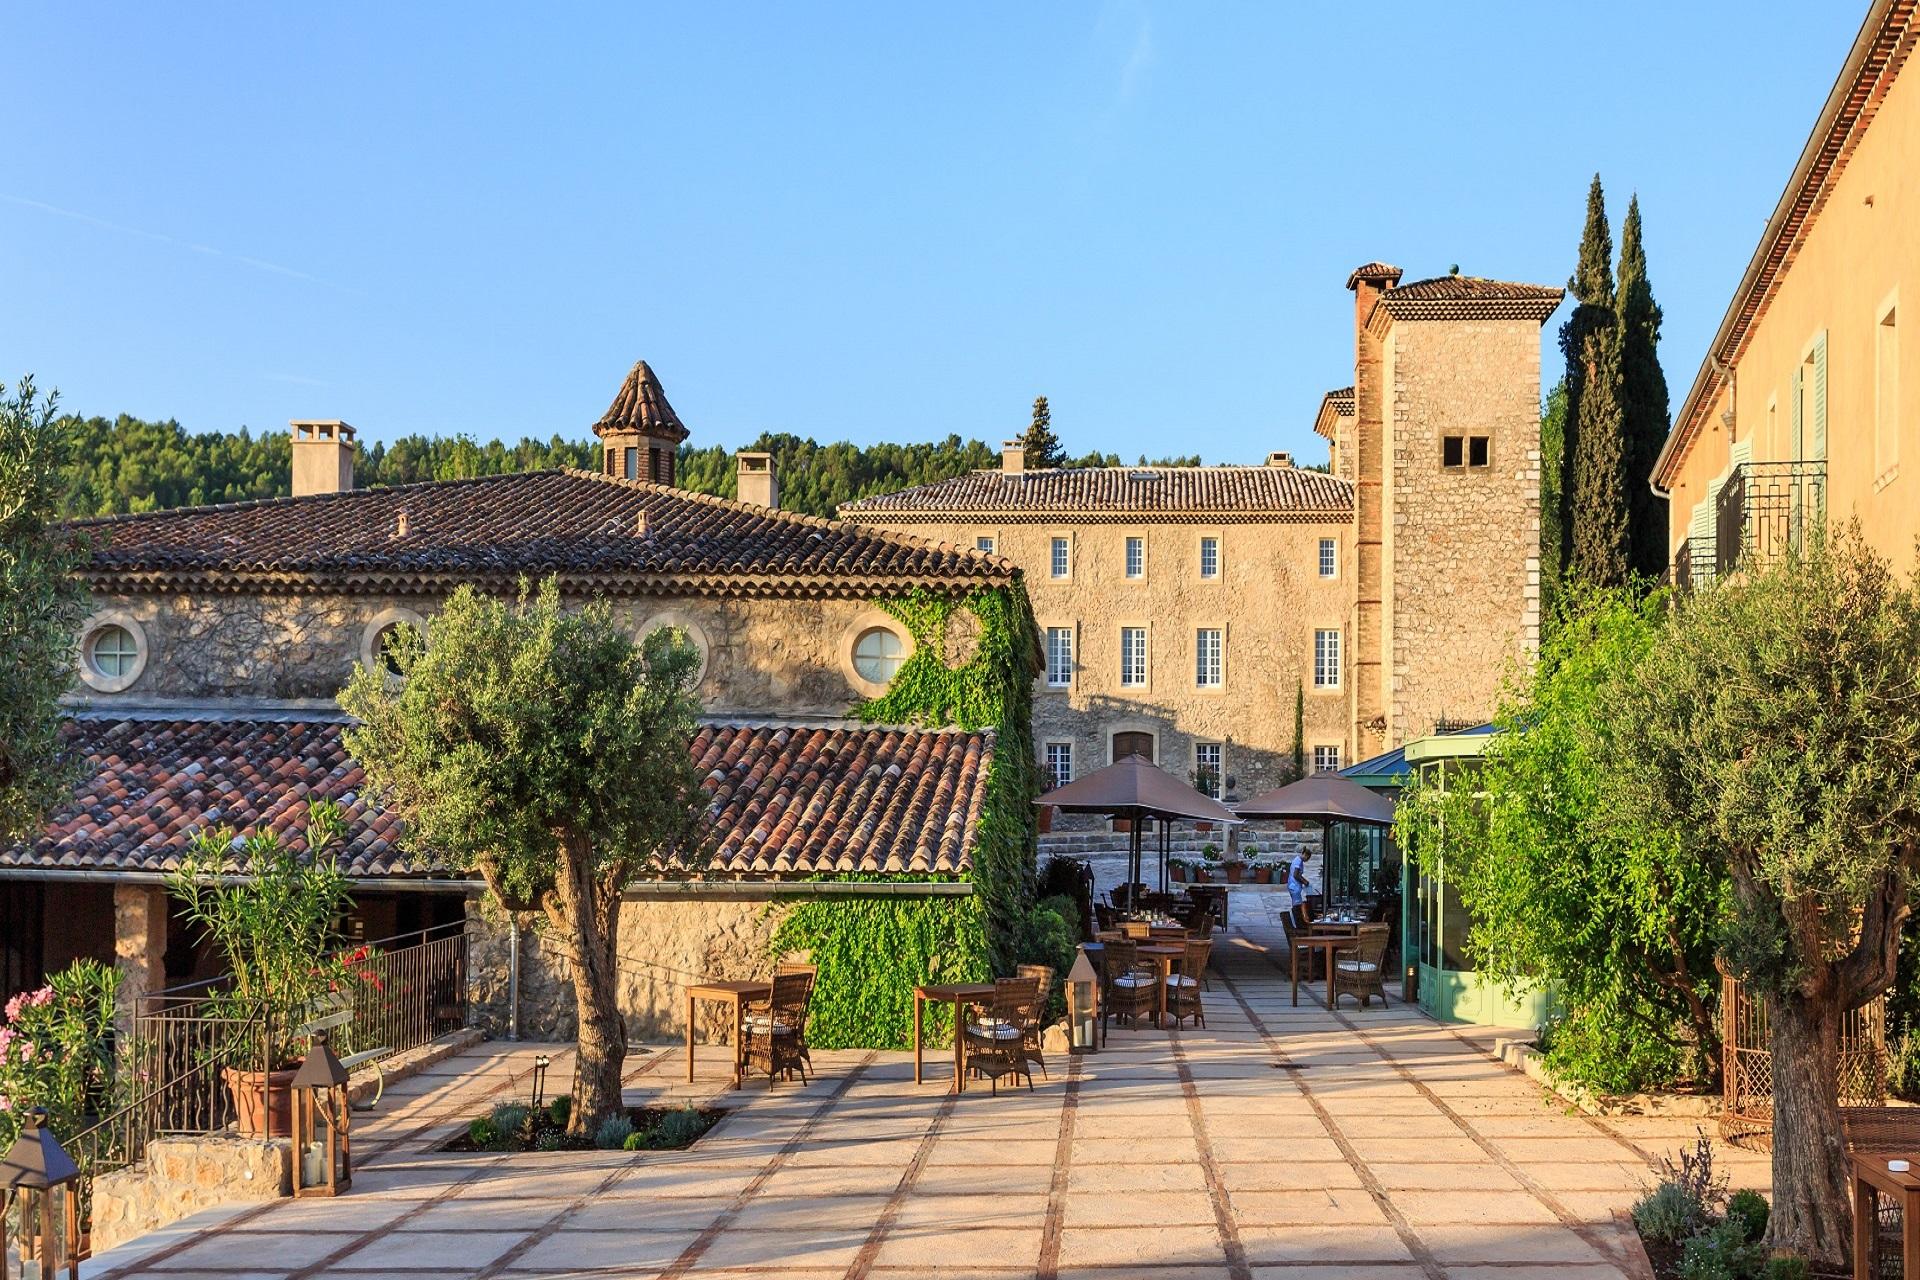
(1235, 772, 1396, 914)
(1036, 754, 1241, 897)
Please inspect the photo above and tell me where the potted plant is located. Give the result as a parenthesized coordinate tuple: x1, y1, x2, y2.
(1190, 767, 1219, 833)
(1169, 858, 1189, 883)
(167, 802, 361, 1137)
(1195, 843, 1221, 883)
(0, 959, 122, 1153)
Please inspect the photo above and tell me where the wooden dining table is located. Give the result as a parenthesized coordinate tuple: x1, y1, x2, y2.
(1136, 943, 1186, 1028)
(912, 982, 997, 1091)
(1290, 935, 1351, 1009)
(686, 980, 771, 1088)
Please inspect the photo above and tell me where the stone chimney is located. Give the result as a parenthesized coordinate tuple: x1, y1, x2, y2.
(736, 451, 778, 509)
(1002, 441, 1025, 474)
(1266, 451, 1294, 468)
(290, 421, 355, 497)
(1345, 261, 1401, 762)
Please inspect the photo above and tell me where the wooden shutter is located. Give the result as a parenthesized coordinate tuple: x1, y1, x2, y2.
(1792, 366, 1805, 459)
(1811, 334, 1829, 462)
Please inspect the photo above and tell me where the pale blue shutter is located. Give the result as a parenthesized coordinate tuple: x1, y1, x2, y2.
(1811, 334, 1829, 462)
(1791, 366, 1805, 459)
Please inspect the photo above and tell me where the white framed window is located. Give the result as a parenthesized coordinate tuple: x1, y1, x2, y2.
(1199, 536, 1220, 579)
(76, 610, 150, 694)
(88, 625, 139, 679)
(1194, 742, 1223, 798)
(1313, 628, 1341, 689)
(1120, 627, 1148, 687)
(1045, 627, 1074, 688)
(1125, 536, 1145, 579)
(1318, 538, 1337, 579)
(1045, 740, 1074, 791)
(1194, 628, 1222, 688)
(1313, 744, 1341, 774)
(975, 535, 996, 555)
(853, 627, 907, 684)
(1050, 536, 1070, 579)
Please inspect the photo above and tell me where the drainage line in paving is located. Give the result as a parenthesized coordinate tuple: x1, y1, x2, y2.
(1167, 1022, 1254, 1280)
(279, 1154, 515, 1280)
(1216, 965, 1446, 1280)
(655, 1051, 879, 1280)
(842, 1079, 964, 1279)
(1033, 1051, 1084, 1280)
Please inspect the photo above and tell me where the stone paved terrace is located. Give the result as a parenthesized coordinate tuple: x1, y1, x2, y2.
(81, 912, 1769, 1280)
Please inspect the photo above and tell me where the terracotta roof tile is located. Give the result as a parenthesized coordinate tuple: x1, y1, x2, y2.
(593, 360, 689, 444)
(1376, 275, 1565, 322)
(839, 466, 1352, 523)
(4, 715, 990, 879)
(70, 470, 1013, 598)
(1345, 262, 1404, 288)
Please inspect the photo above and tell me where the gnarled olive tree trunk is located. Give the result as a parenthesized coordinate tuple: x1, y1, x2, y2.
(545, 830, 628, 1138)
(1764, 983, 1851, 1268)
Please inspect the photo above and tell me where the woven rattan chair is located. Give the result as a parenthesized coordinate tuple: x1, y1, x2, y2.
(1331, 923, 1391, 1010)
(1279, 910, 1321, 983)
(1015, 964, 1055, 1080)
(1101, 937, 1158, 1033)
(744, 970, 813, 1086)
(963, 976, 1040, 1095)
(773, 960, 818, 1076)
(1164, 938, 1211, 1029)
(1842, 1107, 1920, 1153)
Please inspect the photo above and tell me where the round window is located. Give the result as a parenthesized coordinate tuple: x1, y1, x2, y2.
(373, 622, 415, 675)
(852, 627, 906, 684)
(88, 624, 140, 679)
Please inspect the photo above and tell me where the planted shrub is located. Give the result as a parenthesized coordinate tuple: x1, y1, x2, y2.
(1725, 1188, 1769, 1244)
(548, 1095, 572, 1129)
(1760, 1257, 1809, 1280)
(490, 1103, 530, 1136)
(623, 1130, 649, 1152)
(1633, 1180, 1705, 1246)
(1676, 1217, 1766, 1280)
(594, 1114, 635, 1150)
(534, 1130, 566, 1152)
(651, 1105, 709, 1148)
(467, 1117, 499, 1149)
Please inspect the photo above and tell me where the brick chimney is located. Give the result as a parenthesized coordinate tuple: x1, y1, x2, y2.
(1002, 441, 1025, 474)
(736, 451, 778, 509)
(1345, 262, 1401, 761)
(290, 421, 355, 497)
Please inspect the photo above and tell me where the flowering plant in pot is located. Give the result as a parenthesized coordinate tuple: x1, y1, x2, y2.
(167, 801, 360, 1137)
(0, 959, 121, 1152)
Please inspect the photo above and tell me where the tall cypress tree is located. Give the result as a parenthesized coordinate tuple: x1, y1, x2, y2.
(1018, 395, 1066, 469)
(1560, 174, 1629, 587)
(1615, 195, 1671, 581)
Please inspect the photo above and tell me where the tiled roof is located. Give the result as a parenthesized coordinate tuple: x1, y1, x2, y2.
(1324, 386, 1355, 410)
(839, 466, 1353, 523)
(1312, 387, 1355, 442)
(1376, 275, 1565, 322)
(4, 715, 992, 879)
(1345, 262, 1404, 288)
(593, 360, 689, 444)
(71, 470, 1013, 599)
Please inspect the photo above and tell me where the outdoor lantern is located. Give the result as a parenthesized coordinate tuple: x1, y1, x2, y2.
(1067, 947, 1100, 1054)
(530, 1053, 551, 1109)
(291, 1033, 352, 1198)
(0, 1107, 81, 1280)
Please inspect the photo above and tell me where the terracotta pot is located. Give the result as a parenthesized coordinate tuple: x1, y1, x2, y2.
(224, 1065, 301, 1138)
(1285, 819, 1303, 832)
(1193, 866, 1211, 883)
(1225, 863, 1244, 884)
(1254, 866, 1273, 885)
(1195, 822, 1212, 834)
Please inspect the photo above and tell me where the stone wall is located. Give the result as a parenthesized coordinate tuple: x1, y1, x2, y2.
(858, 513, 1353, 814)
(78, 589, 911, 721)
(1383, 316, 1543, 744)
(466, 893, 789, 1044)
(88, 1136, 290, 1255)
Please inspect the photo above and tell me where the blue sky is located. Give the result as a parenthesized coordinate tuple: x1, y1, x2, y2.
(3, 3, 1858, 465)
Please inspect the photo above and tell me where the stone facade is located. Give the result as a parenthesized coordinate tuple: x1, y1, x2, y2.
(466, 893, 788, 1044)
(862, 515, 1351, 821)
(88, 1136, 290, 1255)
(112, 884, 167, 1031)
(75, 589, 915, 722)
(1381, 316, 1544, 744)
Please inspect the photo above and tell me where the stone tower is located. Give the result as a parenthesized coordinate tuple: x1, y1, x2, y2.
(594, 360, 689, 485)
(1346, 267, 1564, 750)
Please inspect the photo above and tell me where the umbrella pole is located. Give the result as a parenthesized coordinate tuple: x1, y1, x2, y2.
(1159, 821, 1170, 895)
(1129, 816, 1142, 908)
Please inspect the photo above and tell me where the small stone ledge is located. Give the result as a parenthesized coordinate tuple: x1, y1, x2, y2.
(348, 1027, 485, 1106)
(1495, 1036, 1720, 1118)
(90, 1135, 290, 1255)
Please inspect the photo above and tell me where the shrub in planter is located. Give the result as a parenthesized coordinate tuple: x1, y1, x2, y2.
(0, 959, 121, 1151)
(1725, 1188, 1768, 1244)
(1632, 1180, 1705, 1246)
(1676, 1217, 1766, 1280)
(595, 1114, 635, 1150)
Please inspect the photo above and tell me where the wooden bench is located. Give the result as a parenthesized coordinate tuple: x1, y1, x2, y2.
(297, 996, 392, 1110)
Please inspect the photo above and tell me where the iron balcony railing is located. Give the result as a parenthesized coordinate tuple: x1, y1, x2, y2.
(1674, 459, 1827, 590)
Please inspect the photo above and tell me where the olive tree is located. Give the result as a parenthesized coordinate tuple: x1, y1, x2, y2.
(341, 577, 705, 1135)
(1610, 528, 1920, 1266)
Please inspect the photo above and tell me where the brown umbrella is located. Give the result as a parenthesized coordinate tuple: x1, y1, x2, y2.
(1037, 754, 1241, 898)
(1233, 773, 1396, 825)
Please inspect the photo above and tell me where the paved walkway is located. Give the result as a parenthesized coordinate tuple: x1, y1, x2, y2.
(82, 916, 1768, 1280)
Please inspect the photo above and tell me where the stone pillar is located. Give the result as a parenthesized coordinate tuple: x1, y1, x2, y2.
(1347, 262, 1402, 759)
(114, 884, 169, 1031)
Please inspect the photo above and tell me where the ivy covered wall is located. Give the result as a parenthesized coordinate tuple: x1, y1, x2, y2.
(768, 582, 1041, 1048)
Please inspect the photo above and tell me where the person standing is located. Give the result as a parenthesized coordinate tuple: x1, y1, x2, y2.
(1287, 848, 1312, 931)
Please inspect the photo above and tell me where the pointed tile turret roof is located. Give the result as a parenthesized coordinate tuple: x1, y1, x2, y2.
(593, 360, 689, 444)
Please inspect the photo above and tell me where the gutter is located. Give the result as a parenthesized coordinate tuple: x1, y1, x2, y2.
(1654, 0, 1905, 495)
(0, 867, 973, 899)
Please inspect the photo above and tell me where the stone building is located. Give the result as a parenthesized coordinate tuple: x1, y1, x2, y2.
(1, 361, 1035, 1044)
(844, 262, 1563, 826)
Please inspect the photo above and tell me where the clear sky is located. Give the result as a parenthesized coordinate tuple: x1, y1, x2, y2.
(3, 3, 1861, 466)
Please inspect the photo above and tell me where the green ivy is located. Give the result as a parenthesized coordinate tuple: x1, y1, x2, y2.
(767, 583, 1042, 1046)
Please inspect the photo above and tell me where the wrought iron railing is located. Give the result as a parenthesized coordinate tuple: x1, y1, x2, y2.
(1672, 460, 1827, 592)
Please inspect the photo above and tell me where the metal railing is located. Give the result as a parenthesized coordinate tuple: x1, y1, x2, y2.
(1672, 460, 1827, 592)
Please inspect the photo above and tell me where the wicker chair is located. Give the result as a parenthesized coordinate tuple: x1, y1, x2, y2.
(1093, 901, 1120, 932)
(1164, 938, 1211, 1029)
(1842, 1107, 1920, 1153)
(744, 970, 813, 1086)
(1279, 910, 1321, 983)
(963, 976, 1040, 1095)
(1101, 937, 1158, 1033)
(773, 959, 818, 1076)
(1015, 964, 1055, 1080)
(1331, 924, 1391, 1010)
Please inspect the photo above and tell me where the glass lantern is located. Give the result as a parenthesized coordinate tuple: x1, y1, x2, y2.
(292, 1033, 352, 1198)
(1, 1108, 81, 1280)
(1067, 947, 1100, 1054)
